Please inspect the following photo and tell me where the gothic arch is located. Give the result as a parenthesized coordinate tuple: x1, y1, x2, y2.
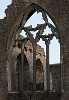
(7, 3, 60, 51)
(6, 3, 62, 99)
(0, 0, 68, 100)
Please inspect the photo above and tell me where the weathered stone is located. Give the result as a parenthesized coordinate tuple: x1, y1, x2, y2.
(0, 0, 69, 100)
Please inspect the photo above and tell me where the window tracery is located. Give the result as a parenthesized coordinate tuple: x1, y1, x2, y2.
(9, 3, 61, 100)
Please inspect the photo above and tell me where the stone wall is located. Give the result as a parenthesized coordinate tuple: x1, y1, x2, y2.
(0, 0, 69, 100)
(50, 64, 61, 92)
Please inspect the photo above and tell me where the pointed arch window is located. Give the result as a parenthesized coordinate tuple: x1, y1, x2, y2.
(9, 3, 62, 100)
(18, 3, 60, 91)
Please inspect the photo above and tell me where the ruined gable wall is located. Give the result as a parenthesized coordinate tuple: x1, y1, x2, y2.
(0, 0, 69, 100)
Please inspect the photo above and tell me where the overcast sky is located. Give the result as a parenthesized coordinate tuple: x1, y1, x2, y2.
(0, 0, 60, 64)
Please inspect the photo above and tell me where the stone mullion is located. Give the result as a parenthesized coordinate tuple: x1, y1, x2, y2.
(60, 43, 64, 92)
(21, 42, 24, 92)
(17, 60, 19, 91)
(45, 40, 50, 91)
(33, 43, 36, 100)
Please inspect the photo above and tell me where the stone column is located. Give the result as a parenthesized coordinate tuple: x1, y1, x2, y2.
(33, 43, 36, 100)
(45, 40, 50, 91)
(21, 41, 24, 92)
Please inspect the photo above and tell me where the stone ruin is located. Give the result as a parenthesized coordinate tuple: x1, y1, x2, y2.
(0, 0, 69, 100)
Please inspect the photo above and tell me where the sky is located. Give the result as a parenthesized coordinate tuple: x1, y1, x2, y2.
(0, 0, 12, 19)
(0, 0, 60, 64)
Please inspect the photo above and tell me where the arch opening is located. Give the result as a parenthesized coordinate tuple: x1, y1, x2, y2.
(7, 4, 61, 100)
(36, 59, 44, 90)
